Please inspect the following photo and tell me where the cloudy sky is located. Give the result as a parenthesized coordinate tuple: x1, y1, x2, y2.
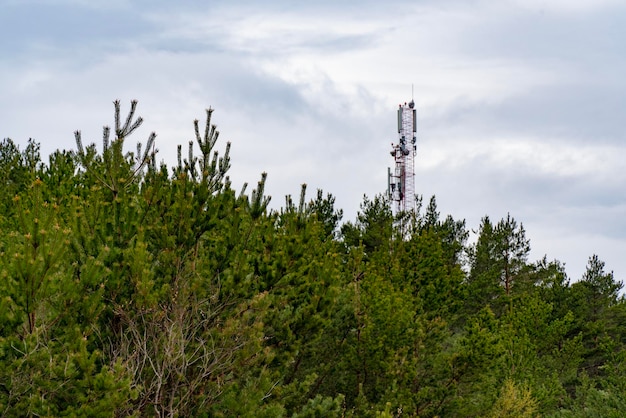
(1, 0, 625, 282)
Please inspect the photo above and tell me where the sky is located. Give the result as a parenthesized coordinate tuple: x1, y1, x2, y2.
(1, 0, 625, 283)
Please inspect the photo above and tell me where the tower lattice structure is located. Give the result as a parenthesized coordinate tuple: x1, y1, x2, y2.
(388, 100, 417, 214)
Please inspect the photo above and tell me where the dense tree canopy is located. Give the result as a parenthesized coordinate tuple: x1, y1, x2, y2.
(0, 102, 623, 417)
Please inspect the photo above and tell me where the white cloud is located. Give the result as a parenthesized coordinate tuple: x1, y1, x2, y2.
(421, 137, 623, 178)
(1, 0, 625, 282)
(507, 0, 625, 14)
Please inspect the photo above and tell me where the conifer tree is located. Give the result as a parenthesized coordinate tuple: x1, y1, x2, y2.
(467, 214, 531, 315)
(2, 99, 625, 417)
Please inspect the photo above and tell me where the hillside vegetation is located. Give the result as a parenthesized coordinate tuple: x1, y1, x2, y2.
(1, 102, 624, 417)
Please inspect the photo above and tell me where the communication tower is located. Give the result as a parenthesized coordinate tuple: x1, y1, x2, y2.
(388, 100, 417, 214)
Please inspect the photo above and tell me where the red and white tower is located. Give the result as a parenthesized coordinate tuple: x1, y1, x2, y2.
(388, 100, 417, 214)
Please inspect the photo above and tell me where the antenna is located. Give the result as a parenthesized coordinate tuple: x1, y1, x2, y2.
(387, 97, 418, 215)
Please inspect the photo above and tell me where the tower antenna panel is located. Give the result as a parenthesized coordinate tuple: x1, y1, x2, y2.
(388, 100, 417, 214)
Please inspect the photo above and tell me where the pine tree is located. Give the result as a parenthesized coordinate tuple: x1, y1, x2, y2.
(467, 214, 531, 315)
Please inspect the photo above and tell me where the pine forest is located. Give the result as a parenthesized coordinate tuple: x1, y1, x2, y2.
(1, 101, 624, 417)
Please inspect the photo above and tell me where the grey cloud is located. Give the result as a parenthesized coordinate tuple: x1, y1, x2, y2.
(1, 0, 624, 282)
(426, 80, 626, 145)
(453, 4, 626, 62)
(0, 2, 154, 58)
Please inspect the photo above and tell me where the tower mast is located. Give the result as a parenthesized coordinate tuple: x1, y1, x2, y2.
(388, 100, 417, 214)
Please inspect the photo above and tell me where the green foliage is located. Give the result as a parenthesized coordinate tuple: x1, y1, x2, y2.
(0, 330, 133, 417)
(292, 394, 345, 418)
(467, 214, 531, 316)
(1, 101, 623, 417)
(341, 194, 393, 256)
(486, 379, 538, 418)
